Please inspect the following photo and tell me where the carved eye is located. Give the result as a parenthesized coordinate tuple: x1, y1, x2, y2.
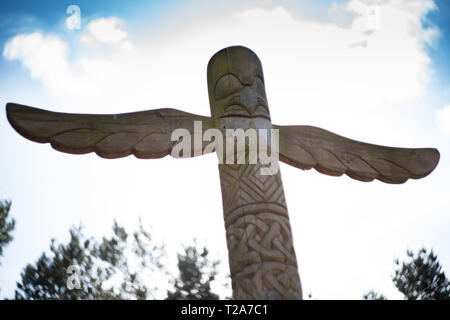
(253, 76, 266, 97)
(215, 74, 243, 100)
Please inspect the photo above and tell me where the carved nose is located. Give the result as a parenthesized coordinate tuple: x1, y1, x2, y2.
(239, 87, 258, 114)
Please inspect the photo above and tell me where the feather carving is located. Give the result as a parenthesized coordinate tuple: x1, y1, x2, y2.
(6, 103, 213, 159)
(275, 125, 439, 184)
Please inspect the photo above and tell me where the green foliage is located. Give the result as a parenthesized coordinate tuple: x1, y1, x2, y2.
(0, 200, 15, 264)
(15, 220, 165, 300)
(393, 248, 450, 300)
(363, 247, 450, 300)
(166, 243, 220, 300)
(362, 290, 387, 300)
(13, 220, 225, 300)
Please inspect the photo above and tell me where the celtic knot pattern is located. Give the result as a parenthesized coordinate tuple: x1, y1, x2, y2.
(219, 163, 302, 299)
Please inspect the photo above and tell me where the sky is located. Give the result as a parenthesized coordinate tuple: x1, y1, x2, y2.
(0, 0, 449, 299)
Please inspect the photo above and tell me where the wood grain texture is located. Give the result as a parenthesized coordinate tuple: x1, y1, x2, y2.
(219, 163, 302, 299)
(276, 125, 440, 184)
(208, 46, 303, 300)
(6, 103, 212, 159)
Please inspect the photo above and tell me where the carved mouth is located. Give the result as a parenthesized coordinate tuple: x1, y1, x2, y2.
(221, 104, 271, 120)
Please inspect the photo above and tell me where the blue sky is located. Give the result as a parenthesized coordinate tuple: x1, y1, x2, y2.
(0, 0, 173, 29)
(425, 0, 450, 80)
(1, 0, 449, 300)
(1, 0, 448, 85)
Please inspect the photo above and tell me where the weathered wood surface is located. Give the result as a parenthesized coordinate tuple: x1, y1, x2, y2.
(7, 103, 212, 159)
(218, 162, 302, 299)
(277, 125, 440, 184)
(7, 103, 439, 184)
(207, 47, 303, 299)
(6, 45, 440, 300)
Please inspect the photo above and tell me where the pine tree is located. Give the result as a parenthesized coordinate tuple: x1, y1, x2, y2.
(362, 290, 387, 300)
(0, 200, 15, 265)
(363, 248, 450, 300)
(166, 243, 220, 300)
(15, 220, 165, 300)
(393, 248, 450, 300)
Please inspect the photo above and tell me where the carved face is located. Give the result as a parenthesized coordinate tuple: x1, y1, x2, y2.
(207, 46, 271, 121)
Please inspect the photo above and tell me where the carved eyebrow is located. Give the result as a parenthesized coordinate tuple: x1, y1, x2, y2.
(214, 73, 264, 89)
(214, 74, 243, 100)
(214, 73, 242, 89)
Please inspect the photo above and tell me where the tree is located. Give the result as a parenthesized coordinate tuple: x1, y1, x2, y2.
(0, 200, 15, 265)
(363, 247, 450, 300)
(15, 220, 166, 300)
(166, 243, 221, 300)
(363, 290, 387, 300)
(13, 219, 228, 300)
(393, 248, 450, 300)
(0, 200, 15, 294)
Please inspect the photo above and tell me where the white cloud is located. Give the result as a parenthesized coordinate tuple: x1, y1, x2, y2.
(80, 17, 132, 50)
(2, 1, 438, 119)
(436, 105, 450, 136)
(2, 18, 133, 98)
(328, 2, 354, 27)
(3, 32, 72, 94)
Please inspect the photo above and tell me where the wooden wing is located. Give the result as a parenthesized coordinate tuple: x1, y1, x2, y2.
(6, 103, 213, 159)
(275, 125, 440, 184)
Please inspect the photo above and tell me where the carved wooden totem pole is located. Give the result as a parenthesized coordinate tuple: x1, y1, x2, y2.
(6, 46, 440, 300)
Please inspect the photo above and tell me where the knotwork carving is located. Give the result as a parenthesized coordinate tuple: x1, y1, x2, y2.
(219, 163, 302, 299)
